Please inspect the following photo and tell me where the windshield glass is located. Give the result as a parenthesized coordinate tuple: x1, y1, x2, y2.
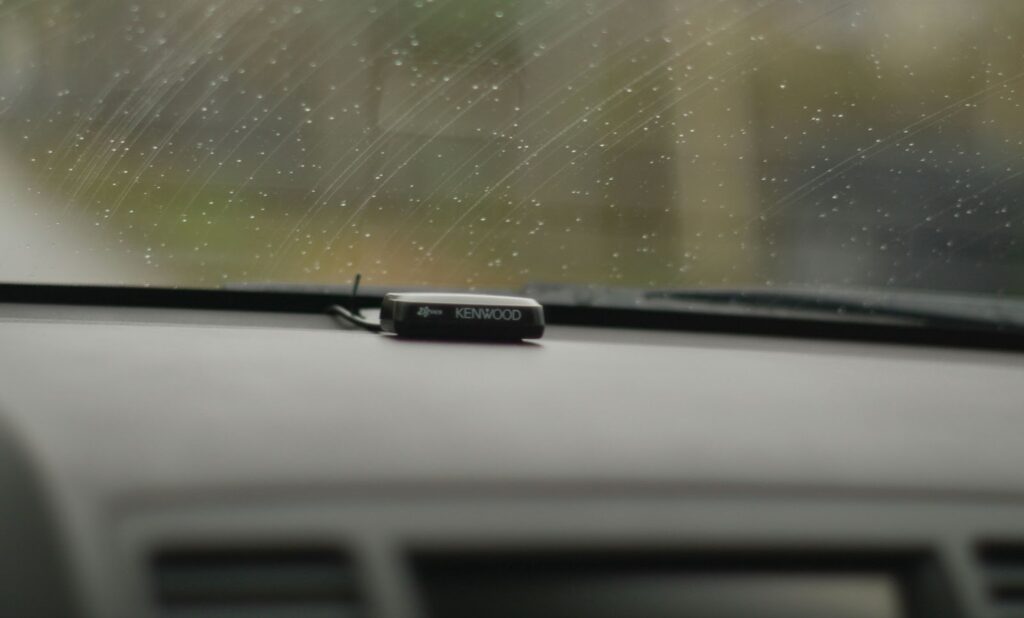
(0, 0, 1021, 299)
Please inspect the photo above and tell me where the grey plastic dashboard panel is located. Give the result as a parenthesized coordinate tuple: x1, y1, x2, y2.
(114, 495, 1024, 618)
(0, 304, 1022, 616)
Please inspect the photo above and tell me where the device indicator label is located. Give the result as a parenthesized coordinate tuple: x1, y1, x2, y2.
(416, 306, 443, 318)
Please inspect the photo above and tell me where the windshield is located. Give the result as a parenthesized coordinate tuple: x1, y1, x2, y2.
(0, 0, 1021, 300)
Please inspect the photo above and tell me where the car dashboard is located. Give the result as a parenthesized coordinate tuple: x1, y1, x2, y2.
(0, 302, 1022, 617)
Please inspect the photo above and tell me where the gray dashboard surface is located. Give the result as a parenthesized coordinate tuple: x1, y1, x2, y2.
(0, 305, 1023, 618)
(0, 305, 1021, 501)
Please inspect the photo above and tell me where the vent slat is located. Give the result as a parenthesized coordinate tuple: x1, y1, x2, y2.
(158, 562, 358, 603)
(986, 568, 1024, 584)
(978, 542, 1024, 614)
(160, 604, 361, 618)
(152, 547, 361, 618)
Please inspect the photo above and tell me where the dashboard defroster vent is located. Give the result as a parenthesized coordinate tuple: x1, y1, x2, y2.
(979, 543, 1024, 614)
(152, 546, 362, 618)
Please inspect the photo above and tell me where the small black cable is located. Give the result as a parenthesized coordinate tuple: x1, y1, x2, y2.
(329, 304, 382, 332)
(328, 273, 382, 333)
(349, 273, 362, 313)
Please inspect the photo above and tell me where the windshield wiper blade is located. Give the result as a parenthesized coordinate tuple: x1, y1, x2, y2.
(522, 283, 1024, 333)
(649, 288, 1024, 331)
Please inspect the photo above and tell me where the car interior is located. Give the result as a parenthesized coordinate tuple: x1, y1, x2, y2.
(1, 1, 1023, 617)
